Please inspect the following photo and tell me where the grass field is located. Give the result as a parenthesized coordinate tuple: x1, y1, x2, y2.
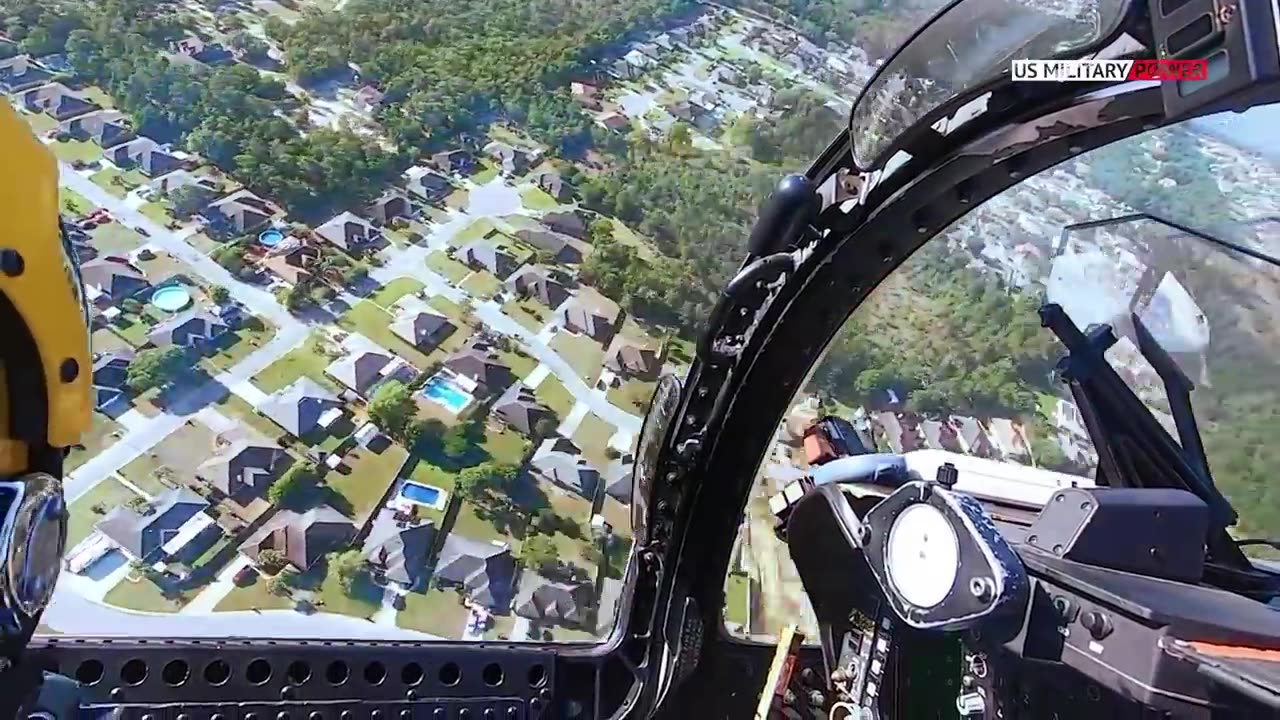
(571, 413, 616, 471)
(67, 413, 122, 472)
(252, 336, 342, 393)
(371, 278, 425, 308)
(534, 376, 575, 418)
(550, 331, 606, 386)
(67, 477, 140, 548)
(338, 301, 432, 369)
(104, 575, 186, 613)
(519, 186, 560, 211)
(60, 188, 96, 216)
(328, 443, 409, 523)
(50, 139, 102, 164)
(398, 588, 469, 638)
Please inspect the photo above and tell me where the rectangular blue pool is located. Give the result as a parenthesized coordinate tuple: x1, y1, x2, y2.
(401, 481, 442, 506)
(421, 373, 472, 414)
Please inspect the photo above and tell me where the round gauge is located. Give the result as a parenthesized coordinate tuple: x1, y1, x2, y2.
(884, 503, 959, 609)
(631, 375, 683, 545)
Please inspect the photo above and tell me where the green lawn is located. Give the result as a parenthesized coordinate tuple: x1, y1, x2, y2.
(452, 499, 507, 542)
(111, 316, 151, 348)
(201, 322, 274, 374)
(89, 222, 145, 254)
(607, 377, 657, 414)
(21, 111, 56, 135)
(67, 477, 140, 548)
(90, 166, 146, 198)
(534, 376, 575, 418)
(90, 327, 132, 354)
(103, 575, 187, 613)
(481, 425, 530, 466)
(551, 331, 606, 386)
(502, 298, 550, 332)
(444, 189, 469, 209)
(50, 139, 102, 164)
(425, 251, 471, 283)
(315, 567, 382, 619)
(453, 218, 496, 246)
(398, 588, 470, 637)
(252, 337, 341, 393)
(216, 393, 286, 443)
(496, 347, 538, 380)
(80, 85, 115, 108)
(139, 201, 173, 225)
(67, 412, 122, 473)
(473, 165, 499, 184)
(724, 573, 749, 626)
(572, 413, 617, 471)
(519, 186, 560, 211)
(338, 301, 432, 368)
(328, 442, 409, 522)
(60, 188, 96, 217)
(214, 577, 295, 612)
(427, 296, 470, 327)
(371, 278, 425, 308)
(460, 270, 501, 299)
(121, 421, 218, 494)
(119, 454, 173, 496)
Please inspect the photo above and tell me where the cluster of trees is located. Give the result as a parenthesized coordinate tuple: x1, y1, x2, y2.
(268, 461, 319, 506)
(126, 346, 187, 393)
(265, 0, 696, 157)
(726, 88, 844, 163)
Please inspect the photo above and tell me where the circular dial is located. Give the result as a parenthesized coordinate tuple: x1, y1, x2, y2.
(884, 503, 959, 609)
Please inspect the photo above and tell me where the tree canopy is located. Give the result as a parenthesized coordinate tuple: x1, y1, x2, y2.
(368, 380, 416, 440)
(126, 346, 187, 393)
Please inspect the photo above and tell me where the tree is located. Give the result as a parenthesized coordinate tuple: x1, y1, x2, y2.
(407, 417, 447, 447)
(121, 297, 144, 315)
(533, 415, 558, 439)
(520, 535, 559, 574)
(267, 573, 293, 597)
(169, 185, 213, 219)
(668, 122, 693, 153)
(586, 218, 614, 245)
(442, 425, 470, 460)
(258, 549, 288, 575)
(455, 462, 519, 500)
(268, 461, 317, 505)
(331, 549, 366, 595)
(368, 380, 415, 439)
(126, 346, 187, 393)
(125, 496, 150, 513)
(209, 285, 230, 305)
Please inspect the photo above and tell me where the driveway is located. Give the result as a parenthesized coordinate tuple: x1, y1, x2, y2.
(180, 556, 252, 615)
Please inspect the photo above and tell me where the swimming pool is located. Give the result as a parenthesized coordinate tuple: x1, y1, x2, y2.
(150, 285, 192, 312)
(420, 373, 473, 414)
(398, 481, 447, 511)
(258, 229, 284, 247)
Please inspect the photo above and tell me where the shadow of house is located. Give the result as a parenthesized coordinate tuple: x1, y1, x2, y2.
(0, 55, 52, 93)
(95, 487, 211, 564)
(530, 437, 600, 501)
(514, 572, 594, 626)
(197, 438, 293, 508)
(505, 265, 570, 310)
(204, 190, 282, 238)
(558, 289, 622, 344)
(456, 240, 521, 280)
(365, 189, 414, 226)
(433, 534, 517, 610)
(238, 504, 354, 572)
(103, 137, 184, 177)
(315, 211, 387, 255)
(146, 309, 231, 352)
(604, 335, 660, 380)
(515, 228, 583, 264)
(81, 257, 150, 308)
(59, 110, 134, 148)
(92, 349, 134, 412)
(258, 377, 342, 439)
(444, 339, 514, 397)
(21, 82, 99, 121)
(362, 508, 435, 590)
(492, 383, 554, 438)
(405, 170, 453, 205)
(390, 306, 454, 352)
(170, 34, 235, 67)
(428, 149, 476, 176)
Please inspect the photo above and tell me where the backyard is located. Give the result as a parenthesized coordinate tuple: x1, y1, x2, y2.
(550, 331, 606, 386)
(397, 587, 470, 637)
(425, 251, 471, 283)
(103, 573, 188, 613)
(327, 442, 409, 522)
(338, 302, 433, 369)
(370, 277, 425, 308)
(252, 336, 341, 393)
(572, 413, 617, 472)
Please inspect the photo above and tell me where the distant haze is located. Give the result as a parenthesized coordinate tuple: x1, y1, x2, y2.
(1191, 104, 1280, 162)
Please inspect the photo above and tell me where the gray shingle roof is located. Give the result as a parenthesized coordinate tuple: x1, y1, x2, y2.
(95, 487, 208, 561)
(362, 509, 435, 587)
(434, 535, 516, 609)
(239, 504, 353, 571)
(258, 377, 341, 437)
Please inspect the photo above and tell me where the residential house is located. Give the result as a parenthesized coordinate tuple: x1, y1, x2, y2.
(952, 416, 995, 458)
(709, 65, 740, 86)
(204, 189, 282, 236)
(570, 82, 601, 110)
(104, 137, 184, 177)
(559, 288, 622, 343)
(429, 149, 476, 175)
(149, 169, 220, 198)
(80, 257, 149, 305)
(669, 100, 717, 132)
(197, 437, 291, 502)
(59, 110, 134, 148)
(668, 27, 693, 46)
(445, 339, 513, 396)
(919, 419, 962, 453)
(534, 171, 572, 202)
(365, 189, 414, 226)
(596, 112, 629, 133)
(623, 49, 653, 71)
(170, 35, 233, 66)
(433, 534, 517, 610)
(872, 412, 920, 454)
(635, 43, 663, 61)
(91, 349, 134, 411)
(95, 487, 211, 563)
(353, 84, 385, 111)
(259, 377, 342, 438)
(0, 55, 52, 93)
(514, 575, 594, 625)
(404, 170, 452, 204)
(531, 437, 600, 500)
(147, 308, 230, 350)
(492, 383, 553, 437)
(21, 83, 99, 121)
(608, 59, 638, 81)
(604, 454, 634, 504)
(514, 228, 582, 264)
(362, 509, 434, 590)
(483, 142, 531, 176)
(456, 240, 520, 279)
(654, 33, 674, 51)
(325, 349, 415, 397)
(987, 418, 1029, 461)
(315, 211, 385, 254)
(259, 238, 321, 284)
(390, 306, 454, 351)
(1053, 398, 1088, 439)
(506, 265, 569, 309)
(542, 211, 588, 239)
(238, 505, 354, 572)
(604, 336, 660, 380)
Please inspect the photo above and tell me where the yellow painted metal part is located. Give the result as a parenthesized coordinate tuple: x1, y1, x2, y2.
(0, 101, 91, 469)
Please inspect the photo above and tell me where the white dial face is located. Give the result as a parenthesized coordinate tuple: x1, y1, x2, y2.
(885, 504, 960, 609)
